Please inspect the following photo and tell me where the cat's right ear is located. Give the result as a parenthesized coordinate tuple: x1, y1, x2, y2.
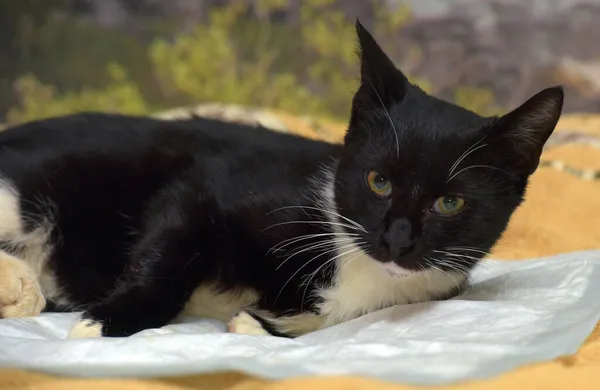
(490, 86, 564, 176)
(352, 19, 408, 113)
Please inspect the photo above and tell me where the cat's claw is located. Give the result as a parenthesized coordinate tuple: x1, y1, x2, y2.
(228, 311, 270, 336)
(0, 251, 46, 318)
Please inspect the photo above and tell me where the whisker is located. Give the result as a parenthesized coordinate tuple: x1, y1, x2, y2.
(366, 78, 400, 158)
(268, 232, 359, 254)
(421, 259, 439, 289)
(435, 258, 471, 278)
(432, 250, 482, 262)
(277, 237, 352, 259)
(425, 257, 462, 285)
(299, 245, 363, 311)
(274, 243, 358, 303)
(445, 246, 490, 256)
(262, 220, 365, 234)
(448, 140, 488, 177)
(447, 165, 512, 183)
(275, 237, 357, 270)
(266, 205, 366, 233)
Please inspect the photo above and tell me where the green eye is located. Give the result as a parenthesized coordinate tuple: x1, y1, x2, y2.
(433, 195, 466, 216)
(366, 170, 392, 197)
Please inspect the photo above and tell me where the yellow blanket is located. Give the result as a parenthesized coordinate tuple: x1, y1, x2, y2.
(1, 110, 599, 389)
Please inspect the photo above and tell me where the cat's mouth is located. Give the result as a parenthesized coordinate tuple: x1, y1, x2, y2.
(382, 262, 418, 278)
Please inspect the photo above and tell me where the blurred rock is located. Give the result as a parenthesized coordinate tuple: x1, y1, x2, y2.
(59, 0, 600, 113)
(385, 0, 600, 112)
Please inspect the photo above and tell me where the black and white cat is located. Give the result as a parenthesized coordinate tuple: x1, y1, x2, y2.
(0, 21, 563, 338)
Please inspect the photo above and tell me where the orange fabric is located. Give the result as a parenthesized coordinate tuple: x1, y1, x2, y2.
(1, 113, 599, 389)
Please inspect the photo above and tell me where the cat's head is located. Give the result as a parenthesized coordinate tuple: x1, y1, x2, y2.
(332, 20, 563, 276)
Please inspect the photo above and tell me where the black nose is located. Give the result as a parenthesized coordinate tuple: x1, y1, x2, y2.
(383, 218, 415, 258)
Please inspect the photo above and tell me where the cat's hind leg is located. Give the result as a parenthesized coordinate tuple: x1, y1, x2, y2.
(0, 250, 46, 318)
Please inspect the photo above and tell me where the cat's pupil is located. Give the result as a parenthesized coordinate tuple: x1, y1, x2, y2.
(374, 174, 387, 187)
(443, 196, 459, 209)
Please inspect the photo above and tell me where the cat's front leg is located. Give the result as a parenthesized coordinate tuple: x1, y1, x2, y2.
(0, 250, 46, 318)
(68, 257, 201, 338)
(67, 278, 194, 338)
(68, 210, 205, 338)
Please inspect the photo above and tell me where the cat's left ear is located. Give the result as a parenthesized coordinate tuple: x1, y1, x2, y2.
(491, 86, 564, 175)
(353, 19, 408, 110)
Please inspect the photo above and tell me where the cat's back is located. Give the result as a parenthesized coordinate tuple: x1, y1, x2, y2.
(0, 112, 340, 228)
(0, 112, 335, 169)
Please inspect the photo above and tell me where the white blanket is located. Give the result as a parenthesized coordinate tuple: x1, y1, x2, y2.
(1, 250, 600, 386)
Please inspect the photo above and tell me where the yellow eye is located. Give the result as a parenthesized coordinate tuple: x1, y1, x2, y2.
(366, 170, 392, 197)
(433, 196, 466, 215)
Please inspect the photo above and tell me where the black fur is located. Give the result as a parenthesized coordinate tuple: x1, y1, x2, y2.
(0, 21, 563, 337)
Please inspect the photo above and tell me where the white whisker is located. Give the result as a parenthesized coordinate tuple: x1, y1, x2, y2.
(366, 78, 400, 158)
(266, 205, 366, 233)
(432, 250, 482, 262)
(262, 220, 365, 234)
(425, 257, 462, 285)
(448, 138, 487, 177)
(275, 237, 357, 271)
(268, 232, 360, 255)
(447, 164, 512, 183)
(435, 258, 471, 278)
(299, 245, 363, 311)
(445, 246, 490, 256)
(274, 243, 358, 303)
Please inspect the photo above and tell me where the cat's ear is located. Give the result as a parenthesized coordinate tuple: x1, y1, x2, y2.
(352, 19, 408, 111)
(491, 86, 564, 175)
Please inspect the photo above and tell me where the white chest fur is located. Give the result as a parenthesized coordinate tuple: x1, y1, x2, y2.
(317, 244, 464, 327)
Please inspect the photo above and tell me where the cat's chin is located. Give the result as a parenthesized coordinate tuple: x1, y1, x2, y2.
(381, 262, 418, 278)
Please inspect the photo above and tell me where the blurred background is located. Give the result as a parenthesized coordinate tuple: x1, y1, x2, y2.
(2, 0, 600, 128)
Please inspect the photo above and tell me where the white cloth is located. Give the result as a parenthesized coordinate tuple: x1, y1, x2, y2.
(1, 250, 600, 386)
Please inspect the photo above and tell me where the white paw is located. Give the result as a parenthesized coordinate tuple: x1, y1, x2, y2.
(67, 318, 103, 339)
(0, 251, 46, 318)
(228, 311, 270, 336)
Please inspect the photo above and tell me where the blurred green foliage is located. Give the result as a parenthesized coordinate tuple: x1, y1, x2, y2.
(7, 64, 148, 124)
(3, 0, 502, 126)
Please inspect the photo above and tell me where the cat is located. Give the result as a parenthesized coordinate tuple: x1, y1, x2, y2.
(0, 20, 563, 338)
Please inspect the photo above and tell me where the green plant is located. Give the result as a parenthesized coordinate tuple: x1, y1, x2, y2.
(8, 63, 148, 124)
(454, 86, 504, 116)
(5, 1, 502, 125)
(150, 3, 324, 117)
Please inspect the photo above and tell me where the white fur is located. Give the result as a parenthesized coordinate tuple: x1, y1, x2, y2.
(0, 180, 61, 317)
(68, 319, 103, 339)
(180, 285, 259, 323)
(318, 246, 463, 327)
(228, 311, 270, 336)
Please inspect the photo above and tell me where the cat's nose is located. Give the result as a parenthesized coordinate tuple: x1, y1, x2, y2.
(383, 218, 415, 258)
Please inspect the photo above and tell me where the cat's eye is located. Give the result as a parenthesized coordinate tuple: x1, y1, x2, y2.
(432, 195, 466, 216)
(366, 170, 392, 197)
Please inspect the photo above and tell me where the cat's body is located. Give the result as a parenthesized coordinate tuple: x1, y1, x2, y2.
(0, 22, 563, 338)
(0, 112, 462, 337)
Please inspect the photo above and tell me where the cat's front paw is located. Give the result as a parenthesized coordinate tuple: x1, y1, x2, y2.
(228, 311, 270, 336)
(67, 318, 104, 339)
(0, 251, 46, 318)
